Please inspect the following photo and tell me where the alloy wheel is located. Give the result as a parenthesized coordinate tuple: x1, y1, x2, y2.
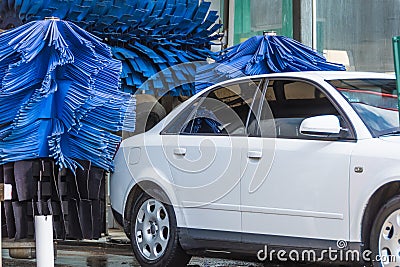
(134, 198, 170, 261)
(379, 210, 400, 266)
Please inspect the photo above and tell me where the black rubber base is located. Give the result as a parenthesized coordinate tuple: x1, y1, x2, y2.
(0, 159, 106, 240)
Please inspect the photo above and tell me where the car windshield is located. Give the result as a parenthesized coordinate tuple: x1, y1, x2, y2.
(328, 79, 399, 136)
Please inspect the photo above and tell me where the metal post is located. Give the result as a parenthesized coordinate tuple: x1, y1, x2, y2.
(392, 36, 400, 123)
(292, 0, 301, 42)
(105, 172, 110, 235)
(228, 0, 235, 46)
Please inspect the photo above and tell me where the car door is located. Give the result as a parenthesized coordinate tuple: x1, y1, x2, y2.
(162, 79, 262, 233)
(241, 78, 356, 242)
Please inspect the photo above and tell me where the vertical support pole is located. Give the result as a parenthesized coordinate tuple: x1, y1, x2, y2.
(227, 0, 235, 47)
(35, 215, 54, 267)
(292, 0, 301, 42)
(105, 172, 109, 235)
(292, 0, 314, 48)
(393, 36, 400, 123)
(222, 0, 230, 49)
(312, 0, 317, 50)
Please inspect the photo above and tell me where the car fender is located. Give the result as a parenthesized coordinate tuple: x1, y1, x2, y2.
(122, 166, 187, 229)
(350, 139, 400, 242)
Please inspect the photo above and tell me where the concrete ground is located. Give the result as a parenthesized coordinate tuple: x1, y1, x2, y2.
(1, 246, 308, 267)
(1, 246, 270, 267)
(0, 229, 337, 266)
(1, 229, 264, 267)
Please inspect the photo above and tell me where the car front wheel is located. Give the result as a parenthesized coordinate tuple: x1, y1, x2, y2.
(130, 191, 190, 267)
(370, 195, 400, 267)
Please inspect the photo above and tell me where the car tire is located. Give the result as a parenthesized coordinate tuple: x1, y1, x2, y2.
(369, 195, 400, 267)
(130, 190, 190, 267)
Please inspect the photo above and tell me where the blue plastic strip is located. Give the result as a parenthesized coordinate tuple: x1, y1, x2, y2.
(195, 35, 346, 93)
(0, 0, 221, 96)
(0, 20, 135, 172)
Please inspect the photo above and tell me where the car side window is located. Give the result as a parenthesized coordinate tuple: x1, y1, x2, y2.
(163, 80, 262, 136)
(162, 98, 202, 134)
(250, 79, 349, 140)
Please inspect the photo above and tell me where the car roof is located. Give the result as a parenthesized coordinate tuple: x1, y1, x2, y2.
(190, 71, 397, 101)
(211, 71, 395, 87)
(262, 71, 393, 80)
(294, 71, 396, 80)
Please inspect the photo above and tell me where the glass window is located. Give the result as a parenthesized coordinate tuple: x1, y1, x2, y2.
(251, 79, 348, 139)
(316, 0, 400, 72)
(162, 98, 202, 135)
(163, 80, 262, 136)
(283, 81, 326, 100)
(251, 0, 282, 31)
(328, 79, 399, 136)
(234, 0, 293, 44)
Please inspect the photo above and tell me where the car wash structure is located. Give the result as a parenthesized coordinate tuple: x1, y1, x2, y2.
(0, 0, 223, 135)
(0, 17, 135, 248)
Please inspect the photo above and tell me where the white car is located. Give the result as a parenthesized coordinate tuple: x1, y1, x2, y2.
(110, 71, 400, 267)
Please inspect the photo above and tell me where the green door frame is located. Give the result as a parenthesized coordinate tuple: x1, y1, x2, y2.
(392, 36, 400, 122)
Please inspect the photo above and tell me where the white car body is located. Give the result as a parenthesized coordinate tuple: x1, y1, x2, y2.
(110, 71, 400, 264)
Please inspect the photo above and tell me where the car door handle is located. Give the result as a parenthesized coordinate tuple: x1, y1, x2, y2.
(173, 148, 186, 156)
(247, 151, 262, 159)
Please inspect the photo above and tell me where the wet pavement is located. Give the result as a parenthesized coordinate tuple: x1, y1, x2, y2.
(1, 245, 333, 267)
(2, 245, 137, 267)
(0, 229, 334, 266)
(1, 245, 265, 267)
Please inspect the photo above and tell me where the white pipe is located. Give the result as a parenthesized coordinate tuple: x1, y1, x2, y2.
(35, 215, 54, 267)
(1, 184, 12, 267)
(312, 0, 317, 50)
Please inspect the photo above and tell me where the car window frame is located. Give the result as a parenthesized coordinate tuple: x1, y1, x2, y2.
(326, 78, 398, 138)
(253, 77, 357, 142)
(160, 78, 264, 136)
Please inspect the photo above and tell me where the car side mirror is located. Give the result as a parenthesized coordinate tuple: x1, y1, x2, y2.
(300, 115, 341, 136)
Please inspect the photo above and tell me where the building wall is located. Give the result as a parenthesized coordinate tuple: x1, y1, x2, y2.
(223, 0, 400, 72)
(316, 0, 400, 72)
